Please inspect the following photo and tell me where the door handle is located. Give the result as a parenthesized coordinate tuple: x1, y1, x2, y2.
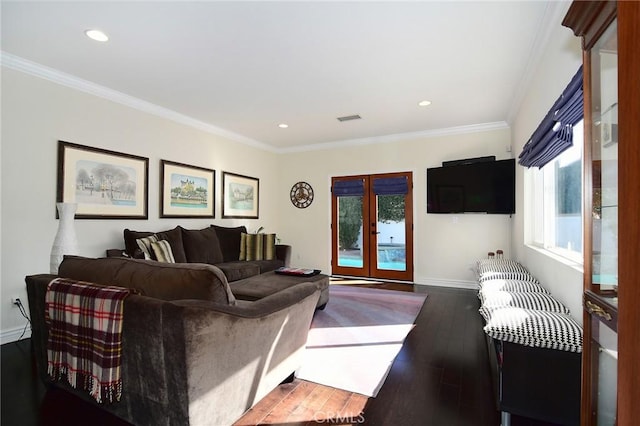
(585, 300, 612, 321)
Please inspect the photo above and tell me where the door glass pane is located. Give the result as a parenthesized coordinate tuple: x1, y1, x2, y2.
(337, 196, 363, 268)
(376, 194, 406, 271)
(592, 317, 618, 425)
(591, 21, 618, 301)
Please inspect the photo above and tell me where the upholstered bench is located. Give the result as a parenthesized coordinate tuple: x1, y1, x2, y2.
(230, 270, 330, 309)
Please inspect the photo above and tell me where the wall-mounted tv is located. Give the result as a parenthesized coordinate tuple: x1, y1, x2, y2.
(427, 158, 515, 214)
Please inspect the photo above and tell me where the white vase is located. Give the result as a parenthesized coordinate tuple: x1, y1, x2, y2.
(50, 202, 79, 274)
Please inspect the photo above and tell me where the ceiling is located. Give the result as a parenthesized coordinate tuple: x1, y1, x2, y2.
(1, 1, 567, 152)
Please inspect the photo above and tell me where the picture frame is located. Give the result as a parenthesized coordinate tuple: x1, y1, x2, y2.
(57, 141, 149, 219)
(160, 160, 215, 218)
(222, 171, 259, 219)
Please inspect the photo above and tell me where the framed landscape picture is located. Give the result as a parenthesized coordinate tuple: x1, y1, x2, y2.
(222, 171, 259, 219)
(57, 141, 149, 219)
(160, 160, 215, 218)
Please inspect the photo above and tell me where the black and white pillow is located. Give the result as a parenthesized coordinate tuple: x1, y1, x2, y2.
(478, 271, 539, 284)
(479, 291, 570, 322)
(479, 279, 550, 294)
(483, 307, 583, 353)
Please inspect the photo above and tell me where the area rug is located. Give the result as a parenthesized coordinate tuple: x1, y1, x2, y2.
(295, 285, 427, 397)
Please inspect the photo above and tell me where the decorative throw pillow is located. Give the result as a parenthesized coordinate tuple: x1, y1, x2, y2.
(483, 307, 582, 353)
(263, 233, 276, 260)
(150, 240, 175, 263)
(136, 235, 158, 260)
(211, 225, 247, 262)
(479, 279, 550, 293)
(239, 233, 276, 261)
(479, 291, 570, 322)
(179, 226, 224, 265)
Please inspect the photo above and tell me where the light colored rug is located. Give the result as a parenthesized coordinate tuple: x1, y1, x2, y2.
(295, 284, 427, 397)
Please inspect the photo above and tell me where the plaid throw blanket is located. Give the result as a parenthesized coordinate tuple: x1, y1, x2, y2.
(45, 278, 130, 403)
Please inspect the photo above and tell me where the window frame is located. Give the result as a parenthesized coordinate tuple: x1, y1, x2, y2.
(528, 120, 585, 265)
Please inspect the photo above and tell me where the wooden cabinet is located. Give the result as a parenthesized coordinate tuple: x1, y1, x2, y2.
(563, 1, 640, 425)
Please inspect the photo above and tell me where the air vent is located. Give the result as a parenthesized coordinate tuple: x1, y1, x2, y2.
(337, 114, 362, 122)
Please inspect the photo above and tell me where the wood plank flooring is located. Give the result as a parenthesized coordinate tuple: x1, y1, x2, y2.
(1, 282, 560, 426)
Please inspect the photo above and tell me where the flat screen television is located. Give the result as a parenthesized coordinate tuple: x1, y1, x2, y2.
(427, 158, 515, 214)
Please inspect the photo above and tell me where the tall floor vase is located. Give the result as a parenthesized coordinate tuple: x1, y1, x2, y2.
(50, 202, 79, 274)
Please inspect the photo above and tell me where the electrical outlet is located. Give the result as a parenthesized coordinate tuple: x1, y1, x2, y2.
(10, 296, 21, 307)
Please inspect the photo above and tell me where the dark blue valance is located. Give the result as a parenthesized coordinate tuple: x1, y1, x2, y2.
(519, 66, 584, 168)
(373, 176, 408, 195)
(333, 179, 364, 196)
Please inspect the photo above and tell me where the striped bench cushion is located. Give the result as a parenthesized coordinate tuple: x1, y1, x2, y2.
(479, 279, 550, 293)
(479, 291, 570, 322)
(483, 307, 582, 353)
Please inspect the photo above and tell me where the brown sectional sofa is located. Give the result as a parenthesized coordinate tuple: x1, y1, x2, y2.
(113, 224, 291, 282)
(26, 255, 324, 426)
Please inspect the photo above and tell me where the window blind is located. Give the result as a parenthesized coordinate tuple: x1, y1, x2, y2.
(372, 176, 408, 195)
(333, 179, 364, 196)
(518, 66, 583, 168)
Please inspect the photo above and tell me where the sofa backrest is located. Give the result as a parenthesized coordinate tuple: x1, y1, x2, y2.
(58, 255, 236, 304)
(122, 225, 248, 264)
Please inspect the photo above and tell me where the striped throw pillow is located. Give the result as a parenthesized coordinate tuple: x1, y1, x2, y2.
(239, 233, 277, 261)
(479, 279, 550, 293)
(136, 235, 158, 260)
(150, 240, 175, 263)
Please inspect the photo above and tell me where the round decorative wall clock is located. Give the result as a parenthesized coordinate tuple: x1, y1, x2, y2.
(290, 181, 314, 208)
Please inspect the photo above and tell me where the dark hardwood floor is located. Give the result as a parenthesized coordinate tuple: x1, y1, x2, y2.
(1, 284, 560, 426)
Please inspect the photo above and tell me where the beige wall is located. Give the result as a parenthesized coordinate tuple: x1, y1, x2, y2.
(277, 127, 514, 287)
(511, 14, 584, 320)
(1, 6, 586, 339)
(0, 69, 280, 341)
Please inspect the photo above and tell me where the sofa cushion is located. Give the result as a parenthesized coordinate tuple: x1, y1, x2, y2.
(58, 255, 235, 304)
(215, 261, 261, 282)
(124, 227, 187, 263)
(230, 270, 329, 303)
(180, 226, 224, 265)
(211, 225, 246, 262)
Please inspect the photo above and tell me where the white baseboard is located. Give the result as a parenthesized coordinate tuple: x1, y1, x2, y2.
(414, 277, 479, 290)
(0, 325, 32, 345)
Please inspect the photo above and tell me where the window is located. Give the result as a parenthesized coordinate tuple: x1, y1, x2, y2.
(530, 119, 584, 263)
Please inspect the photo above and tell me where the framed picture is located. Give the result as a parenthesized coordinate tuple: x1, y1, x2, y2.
(222, 171, 259, 219)
(160, 160, 215, 218)
(57, 141, 149, 219)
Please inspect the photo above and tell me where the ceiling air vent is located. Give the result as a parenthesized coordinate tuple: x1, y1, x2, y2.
(337, 114, 362, 122)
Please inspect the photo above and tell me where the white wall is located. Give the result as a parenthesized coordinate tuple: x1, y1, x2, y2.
(0, 69, 279, 342)
(511, 12, 584, 321)
(277, 127, 514, 288)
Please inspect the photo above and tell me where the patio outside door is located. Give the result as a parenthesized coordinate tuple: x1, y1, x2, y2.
(331, 172, 413, 281)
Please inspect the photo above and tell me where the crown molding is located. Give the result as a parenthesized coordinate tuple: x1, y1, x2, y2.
(506, 0, 573, 126)
(3, 51, 510, 155)
(0, 52, 275, 152)
(277, 121, 510, 154)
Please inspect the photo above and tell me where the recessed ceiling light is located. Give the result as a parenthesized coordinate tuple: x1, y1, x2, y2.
(278, 123, 289, 129)
(85, 29, 109, 42)
(418, 100, 432, 107)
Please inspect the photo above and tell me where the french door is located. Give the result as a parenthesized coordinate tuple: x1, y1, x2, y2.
(331, 172, 413, 281)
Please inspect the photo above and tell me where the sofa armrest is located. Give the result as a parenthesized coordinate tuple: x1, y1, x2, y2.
(168, 283, 319, 425)
(106, 248, 127, 257)
(26, 273, 319, 426)
(275, 244, 291, 267)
